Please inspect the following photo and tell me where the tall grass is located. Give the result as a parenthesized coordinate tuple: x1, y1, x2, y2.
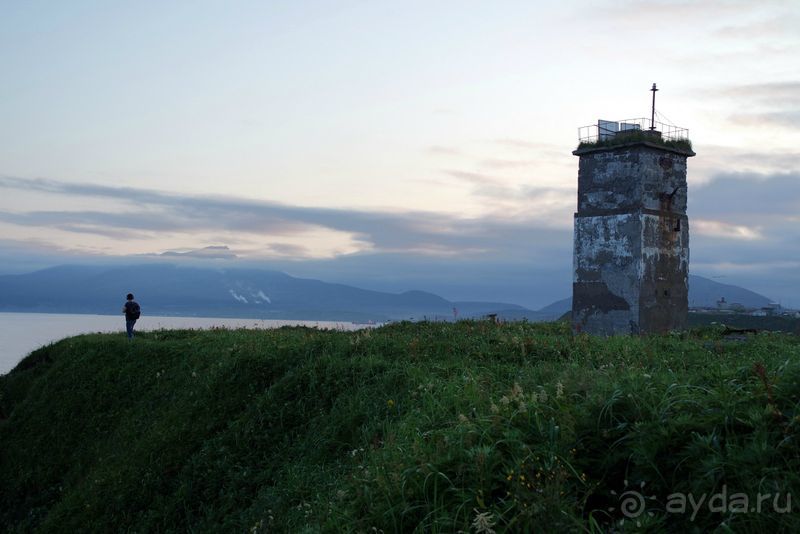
(1, 321, 799, 532)
(577, 131, 693, 153)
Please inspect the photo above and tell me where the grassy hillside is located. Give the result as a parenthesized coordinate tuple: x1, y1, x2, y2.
(688, 312, 800, 334)
(2, 322, 799, 532)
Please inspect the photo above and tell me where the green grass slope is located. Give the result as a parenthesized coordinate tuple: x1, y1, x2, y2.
(688, 312, 800, 334)
(2, 322, 800, 532)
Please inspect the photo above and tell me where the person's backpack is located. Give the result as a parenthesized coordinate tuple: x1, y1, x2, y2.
(129, 302, 141, 319)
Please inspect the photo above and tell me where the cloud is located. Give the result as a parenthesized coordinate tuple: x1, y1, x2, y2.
(489, 139, 565, 161)
(714, 16, 800, 40)
(425, 145, 461, 156)
(478, 158, 540, 169)
(0, 179, 576, 308)
(438, 167, 574, 223)
(719, 81, 800, 102)
(2, 169, 799, 308)
(729, 110, 800, 129)
(492, 138, 542, 150)
(693, 219, 763, 240)
(715, 81, 800, 130)
(262, 243, 312, 257)
(693, 146, 800, 178)
(691, 171, 800, 217)
(0, 209, 189, 237)
(593, 0, 771, 26)
(439, 168, 526, 207)
(441, 169, 504, 186)
(0, 175, 568, 259)
(160, 246, 238, 259)
(688, 171, 800, 298)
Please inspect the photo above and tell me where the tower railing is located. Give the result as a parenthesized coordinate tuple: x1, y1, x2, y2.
(577, 118, 689, 144)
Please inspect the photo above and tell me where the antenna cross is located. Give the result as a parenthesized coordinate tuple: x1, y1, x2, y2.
(650, 83, 658, 131)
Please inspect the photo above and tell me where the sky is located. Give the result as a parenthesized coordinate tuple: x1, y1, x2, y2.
(1, 0, 798, 309)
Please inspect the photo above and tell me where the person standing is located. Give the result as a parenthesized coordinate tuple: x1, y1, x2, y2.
(123, 293, 141, 339)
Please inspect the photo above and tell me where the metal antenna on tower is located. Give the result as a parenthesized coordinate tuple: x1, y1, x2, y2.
(650, 83, 658, 130)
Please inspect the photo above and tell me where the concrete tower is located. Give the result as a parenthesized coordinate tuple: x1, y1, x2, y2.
(571, 117, 695, 335)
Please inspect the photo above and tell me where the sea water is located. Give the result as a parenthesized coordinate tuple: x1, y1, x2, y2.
(0, 312, 370, 375)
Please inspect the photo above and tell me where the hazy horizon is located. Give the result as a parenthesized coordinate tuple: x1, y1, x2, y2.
(0, 311, 370, 375)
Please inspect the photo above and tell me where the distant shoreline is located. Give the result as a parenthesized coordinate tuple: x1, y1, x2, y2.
(0, 312, 377, 375)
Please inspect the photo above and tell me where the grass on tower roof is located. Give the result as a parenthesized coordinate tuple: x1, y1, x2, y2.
(577, 130, 693, 153)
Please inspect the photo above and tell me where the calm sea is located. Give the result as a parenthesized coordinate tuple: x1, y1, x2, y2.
(0, 312, 372, 375)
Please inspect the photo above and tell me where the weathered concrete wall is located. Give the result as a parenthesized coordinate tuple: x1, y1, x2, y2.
(573, 213, 642, 335)
(572, 141, 692, 335)
(577, 146, 688, 214)
(639, 213, 689, 332)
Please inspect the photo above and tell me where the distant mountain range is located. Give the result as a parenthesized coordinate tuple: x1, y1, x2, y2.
(511, 275, 774, 320)
(0, 265, 775, 322)
(0, 264, 526, 322)
(687, 276, 773, 309)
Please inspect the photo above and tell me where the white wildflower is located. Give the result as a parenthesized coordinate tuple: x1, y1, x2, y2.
(471, 508, 496, 534)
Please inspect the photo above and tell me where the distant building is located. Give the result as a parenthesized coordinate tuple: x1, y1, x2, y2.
(572, 101, 695, 335)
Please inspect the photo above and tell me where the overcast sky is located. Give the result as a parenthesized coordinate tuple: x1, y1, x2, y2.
(1, 0, 798, 308)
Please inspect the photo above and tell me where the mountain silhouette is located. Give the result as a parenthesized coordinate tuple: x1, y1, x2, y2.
(0, 266, 774, 322)
(0, 264, 526, 322)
